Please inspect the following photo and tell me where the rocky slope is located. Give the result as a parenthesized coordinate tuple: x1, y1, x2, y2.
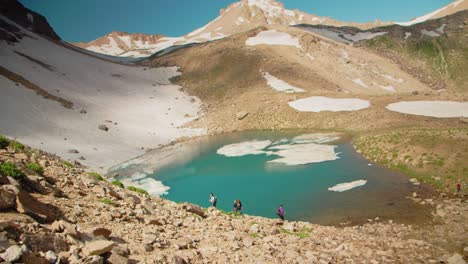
(295, 10, 468, 91)
(72, 31, 169, 58)
(0, 137, 467, 263)
(356, 10, 468, 92)
(145, 23, 467, 134)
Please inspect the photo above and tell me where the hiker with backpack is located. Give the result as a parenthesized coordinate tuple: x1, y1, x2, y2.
(233, 199, 243, 214)
(209, 193, 217, 207)
(277, 204, 285, 221)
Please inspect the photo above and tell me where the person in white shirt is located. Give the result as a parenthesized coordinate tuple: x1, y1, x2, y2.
(209, 193, 217, 207)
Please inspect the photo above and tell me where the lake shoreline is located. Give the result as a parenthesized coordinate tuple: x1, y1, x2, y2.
(109, 130, 440, 227)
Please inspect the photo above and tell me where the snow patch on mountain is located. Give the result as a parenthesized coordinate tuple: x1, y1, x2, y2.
(288, 97, 370, 112)
(262, 72, 304, 93)
(246, 30, 301, 48)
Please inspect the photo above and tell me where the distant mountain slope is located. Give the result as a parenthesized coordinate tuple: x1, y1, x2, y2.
(396, 0, 467, 26)
(358, 10, 468, 91)
(294, 10, 468, 91)
(71, 0, 390, 58)
(72, 31, 173, 57)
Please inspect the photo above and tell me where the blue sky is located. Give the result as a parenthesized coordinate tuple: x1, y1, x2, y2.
(19, 0, 453, 42)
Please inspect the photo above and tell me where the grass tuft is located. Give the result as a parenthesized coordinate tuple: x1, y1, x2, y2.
(127, 186, 149, 196)
(88, 172, 104, 181)
(26, 162, 44, 175)
(111, 180, 124, 188)
(0, 162, 25, 180)
(0, 135, 10, 149)
(99, 198, 113, 205)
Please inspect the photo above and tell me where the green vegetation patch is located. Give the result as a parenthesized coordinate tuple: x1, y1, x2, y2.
(26, 162, 44, 175)
(63, 161, 73, 168)
(111, 180, 124, 188)
(99, 198, 113, 205)
(0, 135, 10, 149)
(0, 162, 25, 180)
(127, 186, 149, 196)
(249, 233, 261, 239)
(88, 172, 105, 181)
(9, 141, 24, 151)
(279, 227, 311, 239)
(355, 128, 468, 192)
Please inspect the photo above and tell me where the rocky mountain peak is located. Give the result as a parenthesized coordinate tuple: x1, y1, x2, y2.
(0, 0, 60, 41)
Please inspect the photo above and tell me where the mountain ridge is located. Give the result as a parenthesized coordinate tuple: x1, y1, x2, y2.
(71, 0, 467, 58)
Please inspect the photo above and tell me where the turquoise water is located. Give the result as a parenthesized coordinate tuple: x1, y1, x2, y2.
(118, 131, 431, 225)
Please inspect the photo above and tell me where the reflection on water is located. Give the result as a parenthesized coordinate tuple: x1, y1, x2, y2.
(109, 131, 433, 225)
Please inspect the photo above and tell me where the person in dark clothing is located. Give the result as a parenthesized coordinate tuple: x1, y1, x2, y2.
(277, 204, 285, 221)
(233, 199, 243, 214)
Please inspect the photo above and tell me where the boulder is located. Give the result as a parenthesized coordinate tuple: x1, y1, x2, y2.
(20, 234, 55, 253)
(112, 245, 130, 258)
(173, 256, 188, 264)
(83, 255, 104, 264)
(236, 111, 249, 120)
(107, 252, 129, 264)
(21, 252, 49, 264)
(98, 125, 109, 132)
(68, 149, 79, 154)
(38, 160, 50, 168)
(16, 190, 58, 223)
(91, 228, 112, 239)
(183, 203, 207, 218)
(83, 240, 115, 256)
(0, 245, 27, 263)
(44, 250, 57, 263)
(447, 253, 465, 264)
(142, 233, 157, 244)
(50, 220, 79, 238)
(0, 185, 18, 210)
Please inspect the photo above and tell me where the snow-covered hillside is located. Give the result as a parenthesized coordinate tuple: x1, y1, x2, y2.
(0, 15, 205, 171)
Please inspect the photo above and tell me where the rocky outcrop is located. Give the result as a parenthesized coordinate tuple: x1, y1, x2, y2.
(98, 124, 109, 132)
(0, 185, 17, 210)
(83, 240, 115, 256)
(236, 111, 249, 120)
(0, 0, 61, 41)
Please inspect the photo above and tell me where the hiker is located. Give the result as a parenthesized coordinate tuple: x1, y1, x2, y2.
(277, 204, 285, 221)
(456, 183, 461, 192)
(209, 193, 217, 207)
(233, 199, 243, 214)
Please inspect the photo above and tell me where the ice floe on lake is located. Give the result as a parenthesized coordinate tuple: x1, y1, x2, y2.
(118, 172, 170, 196)
(386, 101, 468, 118)
(217, 134, 341, 166)
(216, 140, 272, 157)
(288, 96, 370, 112)
(268, 143, 339, 165)
(328, 180, 367, 192)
